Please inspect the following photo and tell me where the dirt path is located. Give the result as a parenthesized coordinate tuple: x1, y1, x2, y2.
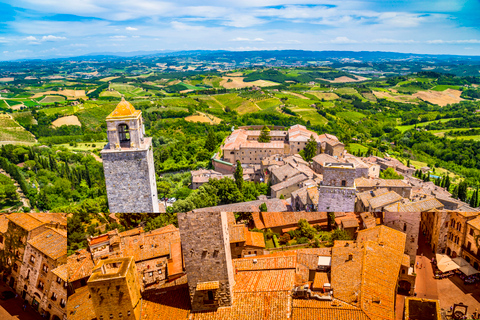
(92, 153, 103, 163)
(0, 168, 30, 209)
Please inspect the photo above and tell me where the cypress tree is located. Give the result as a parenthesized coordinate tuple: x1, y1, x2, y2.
(85, 164, 92, 188)
(234, 160, 244, 190)
(304, 135, 317, 162)
(258, 125, 271, 143)
(204, 128, 217, 152)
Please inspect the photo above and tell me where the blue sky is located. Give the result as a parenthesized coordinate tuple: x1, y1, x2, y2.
(0, 0, 479, 60)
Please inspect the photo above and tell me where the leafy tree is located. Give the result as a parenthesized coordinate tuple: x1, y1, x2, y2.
(470, 187, 478, 208)
(380, 167, 404, 180)
(258, 125, 271, 143)
(303, 134, 317, 161)
(259, 202, 267, 212)
(234, 160, 244, 190)
(279, 233, 291, 245)
(297, 219, 317, 239)
(157, 181, 171, 199)
(452, 185, 459, 199)
(330, 228, 352, 242)
(407, 159, 410, 168)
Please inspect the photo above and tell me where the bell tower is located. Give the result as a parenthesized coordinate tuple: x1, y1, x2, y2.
(101, 98, 159, 213)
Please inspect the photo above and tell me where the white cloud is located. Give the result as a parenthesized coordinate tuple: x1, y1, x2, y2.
(427, 39, 480, 44)
(370, 39, 417, 44)
(329, 37, 358, 44)
(24, 36, 38, 41)
(230, 37, 264, 42)
(110, 35, 127, 39)
(42, 35, 66, 41)
(126, 27, 138, 31)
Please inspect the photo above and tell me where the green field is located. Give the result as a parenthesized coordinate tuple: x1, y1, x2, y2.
(288, 105, 328, 126)
(41, 105, 76, 116)
(257, 98, 282, 112)
(160, 97, 197, 108)
(214, 93, 245, 110)
(347, 143, 369, 154)
(432, 85, 461, 91)
(77, 103, 116, 131)
(110, 83, 147, 98)
(197, 96, 224, 113)
(448, 135, 480, 141)
(336, 111, 366, 122)
(40, 96, 65, 103)
(395, 118, 461, 133)
(0, 114, 36, 143)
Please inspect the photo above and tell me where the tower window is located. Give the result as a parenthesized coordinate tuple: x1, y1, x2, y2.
(341, 180, 346, 187)
(208, 291, 214, 300)
(118, 124, 130, 142)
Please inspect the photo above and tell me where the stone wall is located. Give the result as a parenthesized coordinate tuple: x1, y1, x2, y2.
(322, 165, 355, 187)
(102, 138, 159, 213)
(317, 186, 356, 212)
(178, 211, 234, 312)
(88, 258, 142, 320)
(384, 212, 421, 264)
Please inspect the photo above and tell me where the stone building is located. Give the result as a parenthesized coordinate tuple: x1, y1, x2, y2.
(16, 228, 67, 319)
(317, 162, 356, 212)
(383, 212, 421, 264)
(177, 211, 234, 311)
(2, 212, 66, 292)
(101, 98, 159, 213)
(48, 264, 68, 320)
(88, 257, 142, 320)
(355, 177, 412, 198)
(422, 211, 450, 254)
(462, 216, 480, 270)
(291, 184, 319, 211)
(445, 211, 478, 258)
(220, 125, 343, 166)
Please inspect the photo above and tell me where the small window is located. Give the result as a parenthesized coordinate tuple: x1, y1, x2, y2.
(43, 264, 49, 273)
(470, 228, 474, 236)
(30, 255, 35, 264)
(13, 263, 18, 272)
(128, 311, 131, 316)
(51, 292, 57, 301)
(403, 223, 407, 232)
(57, 277, 62, 284)
(341, 180, 346, 187)
(348, 254, 353, 261)
(110, 314, 113, 319)
(207, 291, 214, 301)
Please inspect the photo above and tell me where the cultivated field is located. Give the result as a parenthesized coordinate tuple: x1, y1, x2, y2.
(413, 89, 463, 107)
(52, 115, 82, 127)
(309, 92, 339, 100)
(32, 89, 87, 100)
(372, 90, 418, 104)
(320, 76, 367, 83)
(40, 95, 65, 103)
(220, 77, 279, 89)
(0, 114, 36, 144)
(185, 112, 222, 125)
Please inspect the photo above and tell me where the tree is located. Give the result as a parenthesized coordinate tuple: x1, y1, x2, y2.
(330, 228, 352, 242)
(458, 181, 468, 202)
(157, 181, 171, 199)
(452, 185, 459, 199)
(380, 167, 404, 180)
(234, 160, 244, 190)
(258, 125, 271, 143)
(204, 128, 217, 152)
(327, 212, 336, 231)
(445, 175, 451, 191)
(470, 186, 479, 208)
(407, 159, 410, 168)
(303, 135, 317, 162)
(298, 219, 316, 239)
(259, 203, 267, 212)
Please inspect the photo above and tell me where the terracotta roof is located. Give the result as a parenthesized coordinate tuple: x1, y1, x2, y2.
(106, 98, 141, 119)
(52, 263, 68, 282)
(6, 212, 45, 231)
(307, 186, 319, 204)
(367, 191, 403, 209)
(312, 272, 330, 290)
(67, 249, 95, 282)
(119, 226, 144, 237)
(193, 198, 288, 214)
(341, 218, 360, 229)
(0, 214, 8, 233)
(357, 191, 374, 208)
(312, 153, 340, 165)
(291, 187, 308, 204)
(121, 225, 181, 262)
(167, 240, 183, 276)
(384, 198, 443, 212)
(191, 291, 292, 320)
(141, 287, 191, 320)
(297, 248, 332, 270)
(292, 299, 370, 320)
(196, 281, 220, 291)
(32, 212, 67, 226)
(357, 226, 406, 253)
(355, 177, 411, 188)
(271, 173, 309, 192)
(234, 251, 297, 271)
(89, 234, 109, 246)
(229, 224, 247, 243)
(467, 216, 480, 230)
(234, 269, 295, 293)
(257, 211, 328, 229)
(28, 228, 67, 260)
(359, 213, 377, 229)
(245, 229, 266, 248)
(67, 286, 95, 320)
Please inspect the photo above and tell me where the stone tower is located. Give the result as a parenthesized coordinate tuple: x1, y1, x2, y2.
(177, 211, 234, 312)
(317, 162, 356, 212)
(101, 98, 159, 213)
(87, 257, 142, 320)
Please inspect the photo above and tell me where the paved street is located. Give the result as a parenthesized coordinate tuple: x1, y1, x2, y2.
(410, 233, 480, 318)
(0, 281, 43, 320)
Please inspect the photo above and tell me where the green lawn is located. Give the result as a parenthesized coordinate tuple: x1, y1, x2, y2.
(432, 85, 461, 91)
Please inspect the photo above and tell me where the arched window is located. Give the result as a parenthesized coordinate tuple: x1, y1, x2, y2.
(458, 223, 462, 231)
(118, 124, 130, 142)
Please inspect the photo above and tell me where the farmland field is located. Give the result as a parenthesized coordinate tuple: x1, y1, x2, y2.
(257, 98, 282, 112)
(395, 118, 461, 132)
(413, 89, 463, 107)
(432, 85, 461, 91)
(40, 95, 66, 103)
(185, 112, 222, 125)
(308, 92, 339, 100)
(0, 114, 36, 144)
(336, 111, 366, 122)
(52, 115, 82, 127)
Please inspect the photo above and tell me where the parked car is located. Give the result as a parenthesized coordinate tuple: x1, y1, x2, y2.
(0, 291, 15, 300)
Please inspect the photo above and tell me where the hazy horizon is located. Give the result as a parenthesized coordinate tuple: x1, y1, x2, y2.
(0, 0, 479, 60)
